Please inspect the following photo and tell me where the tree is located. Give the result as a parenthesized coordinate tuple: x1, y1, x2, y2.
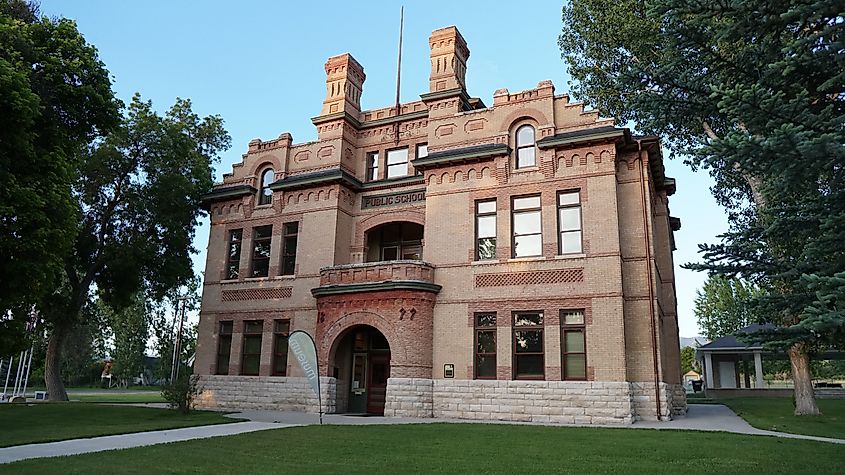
(680, 346, 696, 375)
(694, 276, 762, 341)
(101, 294, 149, 387)
(40, 94, 229, 400)
(561, 0, 844, 415)
(1, 1, 120, 313)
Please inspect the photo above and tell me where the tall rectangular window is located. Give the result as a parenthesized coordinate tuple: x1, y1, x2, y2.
(558, 191, 582, 254)
(386, 147, 409, 179)
(272, 320, 290, 376)
(474, 313, 497, 379)
(215, 321, 233, 375)
(250, 225, 272, 278)
(561, 311, 587, 380)
(241, 320, 263, 376)
(512, 195, 542, 258)
(415, 143, 427, 175)
(513, 312, 544, 379)
(475, 200, 497, 260)
(281, 222, 298, 275)
(366, 151, 379, 181)
(225, 229, 243, 280)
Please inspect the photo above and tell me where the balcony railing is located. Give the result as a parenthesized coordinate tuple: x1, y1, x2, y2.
(312, 260, 439, 297)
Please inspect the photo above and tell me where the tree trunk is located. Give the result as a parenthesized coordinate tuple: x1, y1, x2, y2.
(45, 325, 70, 402)
(788, 342, 820, 416)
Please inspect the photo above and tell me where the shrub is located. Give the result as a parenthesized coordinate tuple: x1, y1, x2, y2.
(161, 374, 203, 414)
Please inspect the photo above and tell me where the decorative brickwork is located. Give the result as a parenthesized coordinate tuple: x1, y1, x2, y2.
(475, 269, 583, 287)
(220, 287, 292, 302)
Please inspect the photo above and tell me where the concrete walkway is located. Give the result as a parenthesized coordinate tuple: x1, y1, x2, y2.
(2, 404, 843, 464)
(0, 421, 285, 464)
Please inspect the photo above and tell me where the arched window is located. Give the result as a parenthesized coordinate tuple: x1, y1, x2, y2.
(258, 168, 274, 205)
(515, 125, 536, 168)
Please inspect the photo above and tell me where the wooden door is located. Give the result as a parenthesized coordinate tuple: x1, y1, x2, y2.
(367, 353, 390, 414)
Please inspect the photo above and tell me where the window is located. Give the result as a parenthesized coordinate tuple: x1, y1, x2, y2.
(558, 191, 582, 254)
(272, 320, 290, 376)
(258, 168, 274, 205)
(513, 312, 544, 379)
(281, 222, 298, 275)
(415, 143, 428, 175)
(366, 152, 379, 181)
(241, 320, 263, 376)
(475, 200, 497, 260)
(215, 321, 233, 375)
(512, 195, 542, 258)
(515, 125, 536, 168)
(225, 229, 243, 280)
(377, 222, 422, 261)
(250, 225, 272, 278)
(561, 311, 587, 380)
(474, 313, 497, 379)
(386, 147, 409, 179)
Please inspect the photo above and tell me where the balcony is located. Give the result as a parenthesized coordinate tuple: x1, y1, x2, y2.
(311, 260, 440, 297)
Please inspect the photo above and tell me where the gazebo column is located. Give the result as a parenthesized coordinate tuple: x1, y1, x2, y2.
(754, 351, 764, 389)
(704, 353, 714, 388)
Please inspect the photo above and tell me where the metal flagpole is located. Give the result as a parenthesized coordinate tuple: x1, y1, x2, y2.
(3, 356, 13, 400)
(393, 5, 404, 145)
(21, 345, 33, 399)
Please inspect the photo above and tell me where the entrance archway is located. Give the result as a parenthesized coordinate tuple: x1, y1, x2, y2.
(330, 325, 391, 414)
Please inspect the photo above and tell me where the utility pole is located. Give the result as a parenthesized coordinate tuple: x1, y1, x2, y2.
(169, 297, 188, 382)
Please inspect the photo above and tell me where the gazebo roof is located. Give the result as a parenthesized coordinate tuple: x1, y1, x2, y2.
(696, 323, 775, 353)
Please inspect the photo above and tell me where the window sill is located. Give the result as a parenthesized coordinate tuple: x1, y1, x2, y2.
(471, 259, 500, 266)
(243, 276, 270, 282)
(220, 278, 240, 284)
(254, 204, 273, 209)
(512, 166, 540, 174)
(554, 253, 586, 260)
(274, 275, 296, 280)
(506, 256, 546, 263)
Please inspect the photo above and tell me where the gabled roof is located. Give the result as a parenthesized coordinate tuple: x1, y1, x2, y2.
(697, 323, 775, 352)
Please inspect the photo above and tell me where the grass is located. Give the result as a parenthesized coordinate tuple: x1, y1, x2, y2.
(719, 397, 845, 439)
(5, 423, 845, 474)
(70, 392, 166, 403)
(0, 404, 238, 447)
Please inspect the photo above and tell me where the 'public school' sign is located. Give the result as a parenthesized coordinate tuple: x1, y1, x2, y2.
(362, 189, 426, 210)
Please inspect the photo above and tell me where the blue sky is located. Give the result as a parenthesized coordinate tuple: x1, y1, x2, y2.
(40, 0, 728, 337)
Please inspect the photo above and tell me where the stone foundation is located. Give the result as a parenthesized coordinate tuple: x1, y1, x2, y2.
(386, 378, 636, 424)
(630, 382, 686, 420)
(196, 375, 336, 413)
(197, 375, 687, 424)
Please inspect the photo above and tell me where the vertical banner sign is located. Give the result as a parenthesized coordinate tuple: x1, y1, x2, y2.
(288, 330, 323, 424)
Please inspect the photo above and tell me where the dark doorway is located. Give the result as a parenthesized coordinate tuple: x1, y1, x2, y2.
(365, 222, 424, 262)
(333, 325, 391, 415)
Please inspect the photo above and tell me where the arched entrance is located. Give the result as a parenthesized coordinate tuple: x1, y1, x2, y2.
(331, 325, 391, 414)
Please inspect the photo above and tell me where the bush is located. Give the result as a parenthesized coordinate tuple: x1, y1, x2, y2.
(161, 374, 203, 414)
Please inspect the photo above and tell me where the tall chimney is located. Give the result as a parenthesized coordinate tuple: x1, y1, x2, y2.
(428, 26, 469, 93)
(319, 53, 365, 117)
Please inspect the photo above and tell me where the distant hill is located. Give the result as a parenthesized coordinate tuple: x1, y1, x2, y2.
(680, 336, 709, 348)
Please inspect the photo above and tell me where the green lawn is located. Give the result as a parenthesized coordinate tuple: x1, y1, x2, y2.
(719, 397, 845, 439)
(70, 392, 166, 404)
(6, 424, 845, 474)
(0, 404, 238, 447)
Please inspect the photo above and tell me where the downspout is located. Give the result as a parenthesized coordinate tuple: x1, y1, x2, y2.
(638, 141, 662, 420)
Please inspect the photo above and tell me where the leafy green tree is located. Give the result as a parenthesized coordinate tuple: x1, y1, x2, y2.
(0, 1, 120, 313)
(694, 276, 762, 341)
(680, 346, 696, 375)
(40, 95, 229, 400)
(101, 294, 149, 387)
(560, 0, 844, 415)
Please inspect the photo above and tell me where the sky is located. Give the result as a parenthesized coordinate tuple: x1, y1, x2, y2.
(40, 0, 728, 337)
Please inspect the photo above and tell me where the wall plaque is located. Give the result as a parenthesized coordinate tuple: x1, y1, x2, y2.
(361, 189, 425, 210)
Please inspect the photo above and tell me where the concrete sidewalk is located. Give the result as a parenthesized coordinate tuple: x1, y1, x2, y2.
(0, 421, 286, 464)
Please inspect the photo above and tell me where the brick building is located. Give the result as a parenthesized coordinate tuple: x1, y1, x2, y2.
(195, 26, 686, 423)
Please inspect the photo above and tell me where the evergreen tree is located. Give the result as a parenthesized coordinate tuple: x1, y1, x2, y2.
(561, 0, 844, 415)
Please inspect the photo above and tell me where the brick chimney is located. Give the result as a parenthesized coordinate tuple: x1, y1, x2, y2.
(428, 26, 469, 93)
(319, 53, 365, 117)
